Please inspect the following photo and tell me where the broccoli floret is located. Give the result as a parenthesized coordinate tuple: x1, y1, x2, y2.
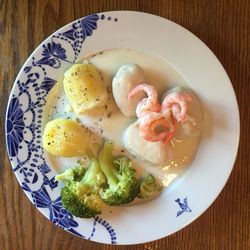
(58, 155, 106, 218)
(61, 183, 102, 218)
(137, 173, 162, 199)
(98, 142, 139, 205)
(55, 166, 86, 182)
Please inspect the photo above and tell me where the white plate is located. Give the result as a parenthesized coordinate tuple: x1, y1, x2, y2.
(5, 11, 240, 245)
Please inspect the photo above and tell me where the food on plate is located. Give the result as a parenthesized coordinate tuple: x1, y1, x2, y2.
(43, 118, 89, 157)
(63, 61, 108, 114)
(137, 111, 176, 143)
(137, 173, 163, 199)
(112, 64, 146, 117)
(128, 83, 193, 142)
(161, 90, 192, 123)
(128, 83, 161, 117)
(128, 83, 176, 144)
(123, 122, 171, 165)
(162, 86, 203, 138)
(123, 84, 202, 165)
(99, 142, 139, 205)
(55, 143, 161, 218)
(56, 153, 106, 218)
(55, 165, 87, 182)
(43, 49, 203, 218)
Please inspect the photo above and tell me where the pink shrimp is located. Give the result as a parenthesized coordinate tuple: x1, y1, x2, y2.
(128, 83, 161, 117)
(138, 111, 176, 143)
(161, 109, 177, 144)
(163, 117, 176, 144)
(161, 92, 192, 122)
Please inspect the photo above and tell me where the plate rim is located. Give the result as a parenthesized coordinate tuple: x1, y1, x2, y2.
(5, 10, 240, 245)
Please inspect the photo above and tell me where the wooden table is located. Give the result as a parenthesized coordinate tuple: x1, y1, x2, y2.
(1, 1, 249, 249)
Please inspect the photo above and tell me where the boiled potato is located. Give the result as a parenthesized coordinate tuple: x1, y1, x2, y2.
(63, 62, 108, 114)
(43, 119, 89, 157)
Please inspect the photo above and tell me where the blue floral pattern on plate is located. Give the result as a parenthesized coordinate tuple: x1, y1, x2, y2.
(36, 42, 67, 67)
(6, 97, 25, 157)
(6, 13, 117, 244)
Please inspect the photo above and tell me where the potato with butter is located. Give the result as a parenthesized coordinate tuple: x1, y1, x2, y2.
(63, 62, 108, 114)
(43, 119, 89, 157)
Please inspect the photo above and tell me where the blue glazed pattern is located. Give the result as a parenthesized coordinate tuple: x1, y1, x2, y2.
(36, 42, 67, 67)
(88, 216, 117, 244)
(6, 13, 117, 244)
(175, 197, 192, 217)
(6, 97, 25, 157)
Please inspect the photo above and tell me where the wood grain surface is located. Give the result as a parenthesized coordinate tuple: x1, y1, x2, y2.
(0, 0, 249, 249)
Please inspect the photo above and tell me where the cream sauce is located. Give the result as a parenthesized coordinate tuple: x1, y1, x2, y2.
(43, 48, 203, 187)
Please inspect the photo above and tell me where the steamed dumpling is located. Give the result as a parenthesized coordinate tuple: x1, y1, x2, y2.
(123, 122, 171, 165)
(112, 64, 146, 117)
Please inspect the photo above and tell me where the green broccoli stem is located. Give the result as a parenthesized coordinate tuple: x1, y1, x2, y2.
(81, 154, 102, 186)
(98, 142, 119, 190)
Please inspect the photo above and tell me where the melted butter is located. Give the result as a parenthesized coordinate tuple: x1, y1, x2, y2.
(43, 48, 203, 187)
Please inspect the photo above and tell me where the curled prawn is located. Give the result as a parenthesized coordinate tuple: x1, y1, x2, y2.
(161, 92, 193, 122)
(129, 85, 193, 145)
(138, 110, 176, 144)
(128, 83, 161, 117)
